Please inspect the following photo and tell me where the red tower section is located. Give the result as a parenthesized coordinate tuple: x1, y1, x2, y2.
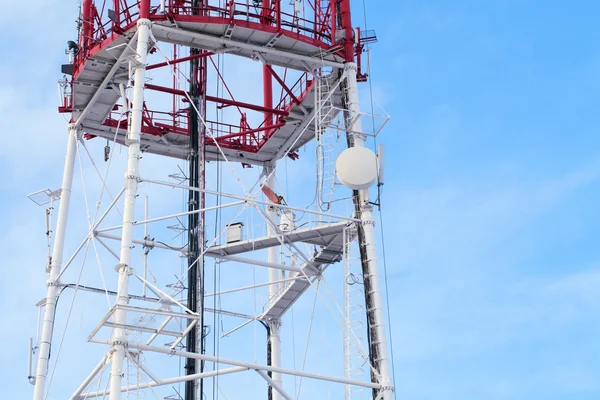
(60, 0, 373, 165)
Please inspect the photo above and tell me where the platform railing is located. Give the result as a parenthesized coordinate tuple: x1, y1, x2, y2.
(77, 0, 334, 67)
(98, 68, 315, 154)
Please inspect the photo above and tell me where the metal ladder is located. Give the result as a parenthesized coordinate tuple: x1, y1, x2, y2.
(125, 351, 144, 399)
(343, 225, 366, 400)
(315, 69, 337, 214)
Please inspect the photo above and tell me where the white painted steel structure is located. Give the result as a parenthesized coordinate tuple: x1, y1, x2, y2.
(107, 18, 153, 400)
(265, 162, 284, 400)
(32, 124, 78, 400)
(30, 10, 393, 400)
(344, 63, 394, 399)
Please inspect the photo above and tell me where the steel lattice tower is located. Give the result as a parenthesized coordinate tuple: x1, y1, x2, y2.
(30, 1, 393, 399)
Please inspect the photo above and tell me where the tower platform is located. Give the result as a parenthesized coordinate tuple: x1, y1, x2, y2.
(65, 5, 346, 165)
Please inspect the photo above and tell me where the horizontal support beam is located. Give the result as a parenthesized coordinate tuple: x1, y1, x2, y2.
(207, 253, 304, 273)
(59, 283, 158, 303)
(90, 340, 382, 390)
(88, 303, 255, 343)
(214, 122, 286, 141)
(63, 285, 255, 322)
(95, 200, 245, 233)
(103, 321, 182, 338)
(145, 83, 288, 116)
(95, 231, 187, 253)
(205, 307, 257, 320)
(151, 24, 346, 70)
(78, 366, 246, 398)
(141, 178, 361, 222)
(93, 234, 323, 279)
(118, 300, 255, 322)
(205, 276, 305, 297)
(82, 124, 267, 166)
(136, 200, 245, 226)
(147, 50, 216, 70)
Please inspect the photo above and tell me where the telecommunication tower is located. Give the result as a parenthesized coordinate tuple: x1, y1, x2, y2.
(29, 1, 393, 399)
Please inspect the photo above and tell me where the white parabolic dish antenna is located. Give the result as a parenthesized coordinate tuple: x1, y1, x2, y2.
(336, 146, 378, 190)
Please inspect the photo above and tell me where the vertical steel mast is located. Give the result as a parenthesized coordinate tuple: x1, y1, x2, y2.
(107, 2, 152, 398)
(264, 162, 283, 400)
(338, 2, 394, 398)
(32, 124, 78, 400)
(185, 1, 207, 399)
(31, 0, 94, 394)
(259, 3, 284, 399)
(342, 63, 394, 400)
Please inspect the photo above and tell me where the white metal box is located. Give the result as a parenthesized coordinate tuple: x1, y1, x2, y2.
(226, 222, 244, 244)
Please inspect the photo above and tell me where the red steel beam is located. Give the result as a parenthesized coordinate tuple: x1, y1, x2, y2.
(113, 0, 120, 27)
(215, 122, 286, 141)
(145, 83, 289, 116)
(339, 0, 355, 62)
(147, 51, 216, 70)
(145, 83, 191, 96)
(261, 1, 274, 126)
(82, 0, 93, 49)
(330, 0, 336, 37)
(263, 65, 274, 126)
(140, 0, 151, 19)
(265, 65, 301, 105)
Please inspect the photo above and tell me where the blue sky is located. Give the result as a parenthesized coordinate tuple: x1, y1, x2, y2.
(371, 2, 600, 399)
(1, 0, 600, 399)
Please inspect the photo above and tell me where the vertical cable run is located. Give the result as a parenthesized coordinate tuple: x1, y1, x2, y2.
(185, 2, 207, 400)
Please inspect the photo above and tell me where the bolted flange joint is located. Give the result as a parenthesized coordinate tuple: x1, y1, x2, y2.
(114, 263, 129, 273)
(268, 319, 282, 330)
(124, 136, 141, 145)
(137, 19, 152, 28)
(111, 339, 128, 348)
(360, 219, 376, 227)
(124, 173, 140, 182)
(344, 62, 358, 74)
(47, 279, 61, 288)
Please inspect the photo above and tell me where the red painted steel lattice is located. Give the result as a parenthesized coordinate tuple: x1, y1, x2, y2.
(62, 0, 370, 160)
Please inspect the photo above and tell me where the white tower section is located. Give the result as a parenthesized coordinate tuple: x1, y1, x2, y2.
(264, 161, 284, 400)
(32, 124, 78, 400)
(343, 62, 394, 399)
(108, 18, 152, 400)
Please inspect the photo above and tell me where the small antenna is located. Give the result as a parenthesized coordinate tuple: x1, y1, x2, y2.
(377, 143, 385, 186)
(104, 140, 110, 162)
(27, 337, 35, 385)
(27, 189, 61, 272)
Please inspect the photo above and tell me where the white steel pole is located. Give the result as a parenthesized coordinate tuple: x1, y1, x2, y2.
(343, 62, 394, 400)
(95, 340, 383, 390)
(33, 123, 78, 400)
(108, 18, 152, 400)
(143, 196, 148, 297)
(264, 162, 283, 400)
